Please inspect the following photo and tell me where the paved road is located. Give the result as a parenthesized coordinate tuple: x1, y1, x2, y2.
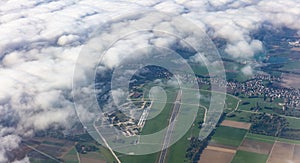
(158, 90, 182, 163)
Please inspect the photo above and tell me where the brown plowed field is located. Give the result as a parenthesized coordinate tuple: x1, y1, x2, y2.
(267, 141, 297, 163)
(198, 146, 236, 163)
(238, 138, 273, 155)
(221, 120, 251, 130)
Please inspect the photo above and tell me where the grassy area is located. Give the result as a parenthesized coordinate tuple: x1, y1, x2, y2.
(79, 152, 106, 160)
(245, 133, 276, 143)
(42, 141, 64, 147)
(29, 159, 58, 163)
(225, 95, 239, 111)
(198, 89, 240, 112)
(120, 87, 178, 162)
(190, 64, 209, 76)
(199, 90, 211, 109)
(238, 97, 281, 113)
(231, 150, 268, 163)
(119, 97, 205, 163)
(141, 89, 177, 135)
(226, 111, 253, 122)
(211, 126, 247, 147)
(246, 131, 300, 145)
(118, 152, 159, 163)
(63, 143, 117, 163)
(63, 147, 79, 163)
(166, 107, 205, 163)
(278, 137, 300, 145)
(226, 71, 249, 82)
(280, 61, 300, 72)
(223, 60, 250, 82)
(286, 117, 300, 129)
(98, 146, 118, 163)
(190, 59, 249, 83)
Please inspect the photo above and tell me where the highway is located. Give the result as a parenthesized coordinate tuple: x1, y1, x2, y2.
(158, 90, 182, 163)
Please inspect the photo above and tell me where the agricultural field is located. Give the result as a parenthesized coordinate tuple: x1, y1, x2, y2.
(141, 89, 177, 135)
(120, 101, 206, 163)
(286, 117, 300, 129)
(277, 137, 300, 145)
(238, 139, 273, 155)
(62, 147, 79, 163)
(231, 150, 268, 163)
(210, 126, 248, 147)
(118, 152, 158, 163)
(221, 120, 251, 130)
(267, 142, 300, 163)
(23, 136, 118, 163)
(166, 107, 206, 163)
(23, 137, 75, 162)
(245, 133, 277, 144)
(198, 147, 236, 163)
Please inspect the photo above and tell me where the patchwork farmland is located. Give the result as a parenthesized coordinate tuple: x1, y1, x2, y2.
(199, 117, 300, 163)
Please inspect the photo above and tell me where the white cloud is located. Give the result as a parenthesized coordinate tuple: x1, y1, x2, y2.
(12, 157, 30, 163)
(0, 0, 300, 161)
(241, 64, 253, 76)
(225, 39, 263, 58)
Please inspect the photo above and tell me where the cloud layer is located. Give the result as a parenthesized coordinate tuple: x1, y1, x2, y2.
(0, 0, 300, 162)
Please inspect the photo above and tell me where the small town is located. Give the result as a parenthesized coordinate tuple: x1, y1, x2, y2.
(197, 74, 300, 108)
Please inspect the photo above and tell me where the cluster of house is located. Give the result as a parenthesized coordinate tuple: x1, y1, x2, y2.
(197, 74, 300, 108)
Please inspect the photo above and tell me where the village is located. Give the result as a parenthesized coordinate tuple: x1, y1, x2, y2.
(197, 74, 300, 109)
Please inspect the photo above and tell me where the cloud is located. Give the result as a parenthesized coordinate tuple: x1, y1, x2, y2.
(241, 64, 253, 76)
(12, 157, 30, 163)
(225, 40, 263, 58)
(0, 0, 300, 161)
(0, 132, 21, 163)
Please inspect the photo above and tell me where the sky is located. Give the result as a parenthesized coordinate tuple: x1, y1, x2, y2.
(0, 0, 300, 162)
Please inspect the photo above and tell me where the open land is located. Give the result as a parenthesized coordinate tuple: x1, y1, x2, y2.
(198, 147, 236, 163)
(221, 120, 251, 130)
(238, 139, 273, 155)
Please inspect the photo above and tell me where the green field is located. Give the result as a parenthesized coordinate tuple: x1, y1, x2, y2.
(120, 87, 177, 162)
(211, 126, 247, 147)
(63, 147, 79, 163)
(280, 61, 300, 72)
(190, 64, 209, 76)
(141, 89, 177, 135)
(121, 107, 204, 163)
(286, 117, 300, 129)
(226, 111, 253, 122)
(246, 131, 300, 145)
(225, 95, 240, 111)
(79, 151, 106, 160)
(120, 89, 206, 163)
(63, 143, 117, 163)
(198, 89, 239, 111)
(231, 150, 268, 163)
(238, 97, 281, 113)
(166, 107, 205, 163)
(118, 152, 158, 163)
(190, 59, 249, 82)
(245, 133, 276, 143)
(29, 159, 58, 163)
(42, 141, 64, 147)
(278, 137, 300, 145)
